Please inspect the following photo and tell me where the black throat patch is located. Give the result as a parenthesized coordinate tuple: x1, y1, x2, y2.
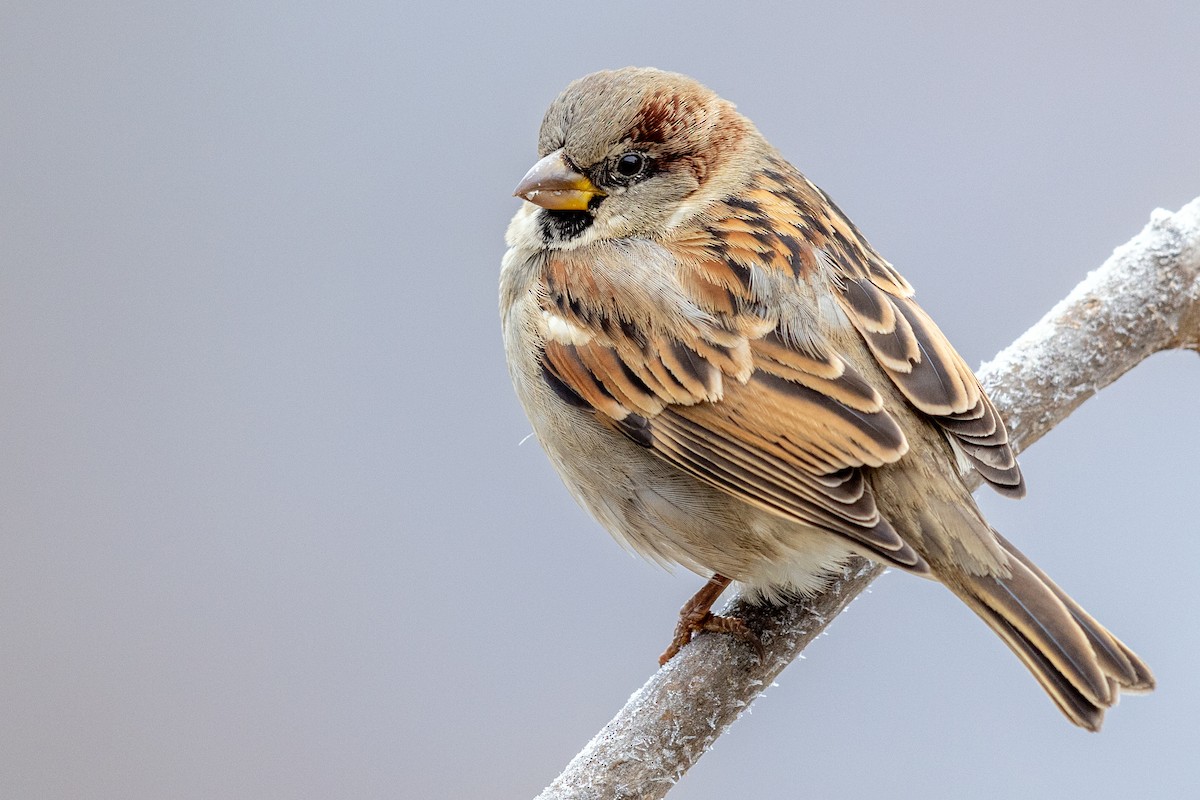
(538, 209, 594, 243)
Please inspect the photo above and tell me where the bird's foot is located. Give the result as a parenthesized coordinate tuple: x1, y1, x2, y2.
(658, 574, 765, 665)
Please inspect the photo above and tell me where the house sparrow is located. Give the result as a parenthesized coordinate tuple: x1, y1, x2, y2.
(499, 67, 1153, 730)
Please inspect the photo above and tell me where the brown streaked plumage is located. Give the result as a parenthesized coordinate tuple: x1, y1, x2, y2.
(500, 67, 1153, 730)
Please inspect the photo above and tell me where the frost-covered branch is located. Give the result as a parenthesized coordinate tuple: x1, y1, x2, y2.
(535, 198, 1200, 800)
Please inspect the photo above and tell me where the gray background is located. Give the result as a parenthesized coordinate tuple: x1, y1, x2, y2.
(2, 2, 1198, 798)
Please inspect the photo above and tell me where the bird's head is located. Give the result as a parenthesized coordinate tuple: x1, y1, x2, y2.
(513, 67, 760, 248)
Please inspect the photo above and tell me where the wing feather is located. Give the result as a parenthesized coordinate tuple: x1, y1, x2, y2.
(536, 266, 927, 570)
(837, 279, 1025, 497)
(724, 159, 1023, 496)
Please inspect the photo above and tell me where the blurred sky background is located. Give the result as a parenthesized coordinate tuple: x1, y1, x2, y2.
(2, 2, 1199, 798)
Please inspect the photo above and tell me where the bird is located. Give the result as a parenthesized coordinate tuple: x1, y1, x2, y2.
(499, 66, 1153, 730)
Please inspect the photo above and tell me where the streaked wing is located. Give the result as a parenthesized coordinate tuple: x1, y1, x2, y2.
(537, 265, 928, 571)
(836, 278, 1023, 495)
(743, 162, 1025, 497)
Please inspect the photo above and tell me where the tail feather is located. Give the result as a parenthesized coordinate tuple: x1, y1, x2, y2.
(994, 532, 1155, 694)
(987, 607, 1107, 730)
(948, 536, 1153, 731)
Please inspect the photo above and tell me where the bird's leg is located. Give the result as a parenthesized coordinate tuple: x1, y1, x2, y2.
(658, 574, 764, 666)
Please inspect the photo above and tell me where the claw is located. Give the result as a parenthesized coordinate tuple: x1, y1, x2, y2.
(658, 574, 764, 665)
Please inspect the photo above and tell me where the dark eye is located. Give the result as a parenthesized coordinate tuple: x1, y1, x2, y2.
(615, 152, 646, 178)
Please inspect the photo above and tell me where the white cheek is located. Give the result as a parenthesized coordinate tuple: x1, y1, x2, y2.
(605, 211, 630, 231)
(666, 198, 704, 230)
(540, 310, 594, 345)
(505, 204, 542, 249)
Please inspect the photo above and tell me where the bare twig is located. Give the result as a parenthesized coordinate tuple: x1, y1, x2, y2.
(535, 198, 1200, 800)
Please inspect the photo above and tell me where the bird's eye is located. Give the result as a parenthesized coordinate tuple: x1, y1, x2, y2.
(615, 152, 646, 178)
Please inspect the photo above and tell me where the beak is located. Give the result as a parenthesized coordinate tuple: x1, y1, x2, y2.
(513, 150, 605, 211)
